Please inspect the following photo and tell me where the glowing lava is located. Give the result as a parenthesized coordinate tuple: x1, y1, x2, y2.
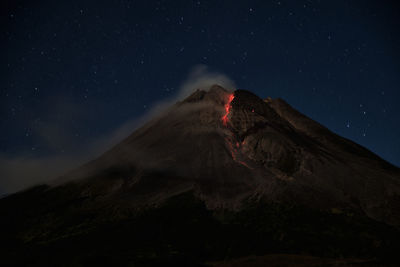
(225, 136, 253, 169)
(221, 93, 252, 169)
(221, 93, 235, 126)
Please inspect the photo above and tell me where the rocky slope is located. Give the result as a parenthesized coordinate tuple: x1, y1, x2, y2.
(54, 85, 400, 225)
(1, 85, 399, 266)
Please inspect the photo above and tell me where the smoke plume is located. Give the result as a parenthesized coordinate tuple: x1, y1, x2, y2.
(0, 65, 235, 196)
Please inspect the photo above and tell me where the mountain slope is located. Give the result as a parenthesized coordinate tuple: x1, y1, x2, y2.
(1, 85, 399, 266)
(55, 85, 400, 225)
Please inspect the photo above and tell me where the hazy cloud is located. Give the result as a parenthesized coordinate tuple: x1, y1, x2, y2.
(0, 154, 82, 196)
(178, 65, 236, 98)
(0, 65, 236, 196)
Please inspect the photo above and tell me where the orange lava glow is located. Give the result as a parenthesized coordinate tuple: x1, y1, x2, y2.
(225, 137, 253, 169)
(220, 93, 252, 169)
(221, 94, 235, 126)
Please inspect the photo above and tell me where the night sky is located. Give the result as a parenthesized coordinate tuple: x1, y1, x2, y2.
(1, 0, 399, 193)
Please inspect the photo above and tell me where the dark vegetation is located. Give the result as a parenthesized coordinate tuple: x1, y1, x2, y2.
(1, 188, 399, 266)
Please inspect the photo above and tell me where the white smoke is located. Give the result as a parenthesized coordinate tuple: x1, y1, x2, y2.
(178, 65, 236, 99)
(0, 65, 236, 195)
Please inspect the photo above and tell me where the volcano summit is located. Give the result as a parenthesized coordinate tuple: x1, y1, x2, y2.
(1, 85, 400, 266)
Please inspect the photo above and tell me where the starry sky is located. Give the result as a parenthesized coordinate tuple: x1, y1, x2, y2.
(1, 0, 400, 193)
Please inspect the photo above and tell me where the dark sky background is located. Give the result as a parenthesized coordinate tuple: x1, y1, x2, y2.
(1, 0, 399, 194)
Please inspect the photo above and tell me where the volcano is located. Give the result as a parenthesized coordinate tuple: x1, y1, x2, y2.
(1, 85, 400, 266)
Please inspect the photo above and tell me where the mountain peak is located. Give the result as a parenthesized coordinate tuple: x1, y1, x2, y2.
(53, 86, 399, 226)
(182, 84, 232, 106)
(2, 86, 400, 266)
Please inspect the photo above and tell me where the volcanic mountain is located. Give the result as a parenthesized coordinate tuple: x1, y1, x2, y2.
(1, 85, 400, 266)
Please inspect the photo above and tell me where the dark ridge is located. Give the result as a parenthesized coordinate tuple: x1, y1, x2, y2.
(232, 89, 280, 119)
(1, 191, 399, 266)
(269, 98, 400, 171)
